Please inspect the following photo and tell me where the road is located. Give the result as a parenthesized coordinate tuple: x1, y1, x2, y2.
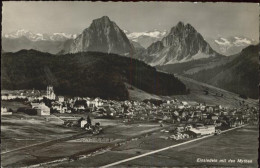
(100, 125, 246, 168)
(2, 123, 172, 167)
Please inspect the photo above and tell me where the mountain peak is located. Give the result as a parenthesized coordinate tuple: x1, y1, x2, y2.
(170, 22, 197, 35)
(147, 22, 218, 66)
(176, 21, 185, 28)
(101, 16, 110, 20)
(92, 16, 111, 24)
(170, 21, 186, 34)
(185, 23, 194, 29)
(68, 16, 134, 55)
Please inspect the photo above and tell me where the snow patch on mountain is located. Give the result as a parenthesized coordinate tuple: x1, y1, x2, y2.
(124, 29, 168, 48)
(233, 38, 252, 46)
(3, 29, 77, 41)
(215, 38, 231, 45)
(126, 30, 167, 39)
(206, 36, 257, 56)
(164, 51, 212, 65)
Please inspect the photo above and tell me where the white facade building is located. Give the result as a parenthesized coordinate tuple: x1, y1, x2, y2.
(31, 103, 50, 116)
(47, 86, 56, 100)
(1, 107, 12, 115)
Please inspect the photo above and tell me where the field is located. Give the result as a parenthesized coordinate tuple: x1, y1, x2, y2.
(1, 100, 30, 111)
(1, 111, 258, 167)
(117, 125, 259, 167)
(56, 125, 258, 168)
(1, 114, 79, 151)
(1, 81, 258, 168)
(1, 113, 165, 167)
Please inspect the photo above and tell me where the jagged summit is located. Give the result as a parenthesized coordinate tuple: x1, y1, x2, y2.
(146, 21, 219, 66)
(99, 15, 110, 21)
(169, 22, 196, 36)
(91, 16, 112, 25)
(176, 21, 185, 28)
(67, 16, 135, 56)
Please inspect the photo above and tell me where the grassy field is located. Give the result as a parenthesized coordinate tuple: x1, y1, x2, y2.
(1, 113, 79, 152)
(1, 113, 166, 167)
(56, 125, 258, 168)
(118, 125, 259, 167)
(1, 100, 31, 111)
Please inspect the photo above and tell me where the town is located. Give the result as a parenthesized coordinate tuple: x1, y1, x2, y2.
(1, 85, 258, 140)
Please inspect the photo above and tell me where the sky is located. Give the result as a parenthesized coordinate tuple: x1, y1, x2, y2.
(2, 2, 259, 40)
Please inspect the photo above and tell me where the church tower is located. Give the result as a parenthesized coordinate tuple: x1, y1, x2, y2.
(47, 85, 56, 100)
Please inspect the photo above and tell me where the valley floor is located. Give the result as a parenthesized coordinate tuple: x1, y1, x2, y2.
(1, 112, 258, 168)
(50, 125, 258, 168)
(1, 76, 258, 168)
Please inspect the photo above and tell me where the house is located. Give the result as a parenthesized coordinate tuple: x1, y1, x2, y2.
(185, 124, 193, 130)
(181, 111, 188, 118)
(86, 98, 103, 108)
(33, 103, 50, 116)
(199, 104, 206, 111)
(176, 125, 185, 132)
(74, 104, 85, 111)
(87, 99, 95, 108)
(221, 111, 229, 116)
(61, 106, 68, 113)
(36, 96, 44, 101)
(173, 111, 179, 117)
(178, 105, 185, 110)
(1, 107, 12, 115)
(58, 96, 65, 103)
(206, 105, 219, 113)
(187, 101, 198, 107)
(81, 120, 88, 128)
(52, 103, 62, 113)
(190, 125, 215, 135)
(181, 101, 188, 106)
(1, 94, 8, 100)
(184, 130, 201, 138)
(193, 111, 202, 118)
(1, 94, 17, 100)
(211, 115, 218, 120)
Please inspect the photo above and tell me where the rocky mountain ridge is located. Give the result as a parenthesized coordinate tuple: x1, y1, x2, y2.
(67, 16, 135, 56)
(145, 22, 220, 66)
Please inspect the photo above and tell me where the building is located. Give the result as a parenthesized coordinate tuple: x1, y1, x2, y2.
(47, 85, 56, 100)
(81, 120, 88, 128)
(190, 125, 215, 135)
(31, 103, 50, 116)
(1, 94, 8, 100)
(58, 96, 65, 103)
(52, 103, 62, 113)
(1, 94, 16, 100)
(37, 104, 50, 116)
(1, 107, 12, 115)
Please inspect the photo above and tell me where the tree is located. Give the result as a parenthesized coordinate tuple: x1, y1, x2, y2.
(87, 115, 92, 125)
